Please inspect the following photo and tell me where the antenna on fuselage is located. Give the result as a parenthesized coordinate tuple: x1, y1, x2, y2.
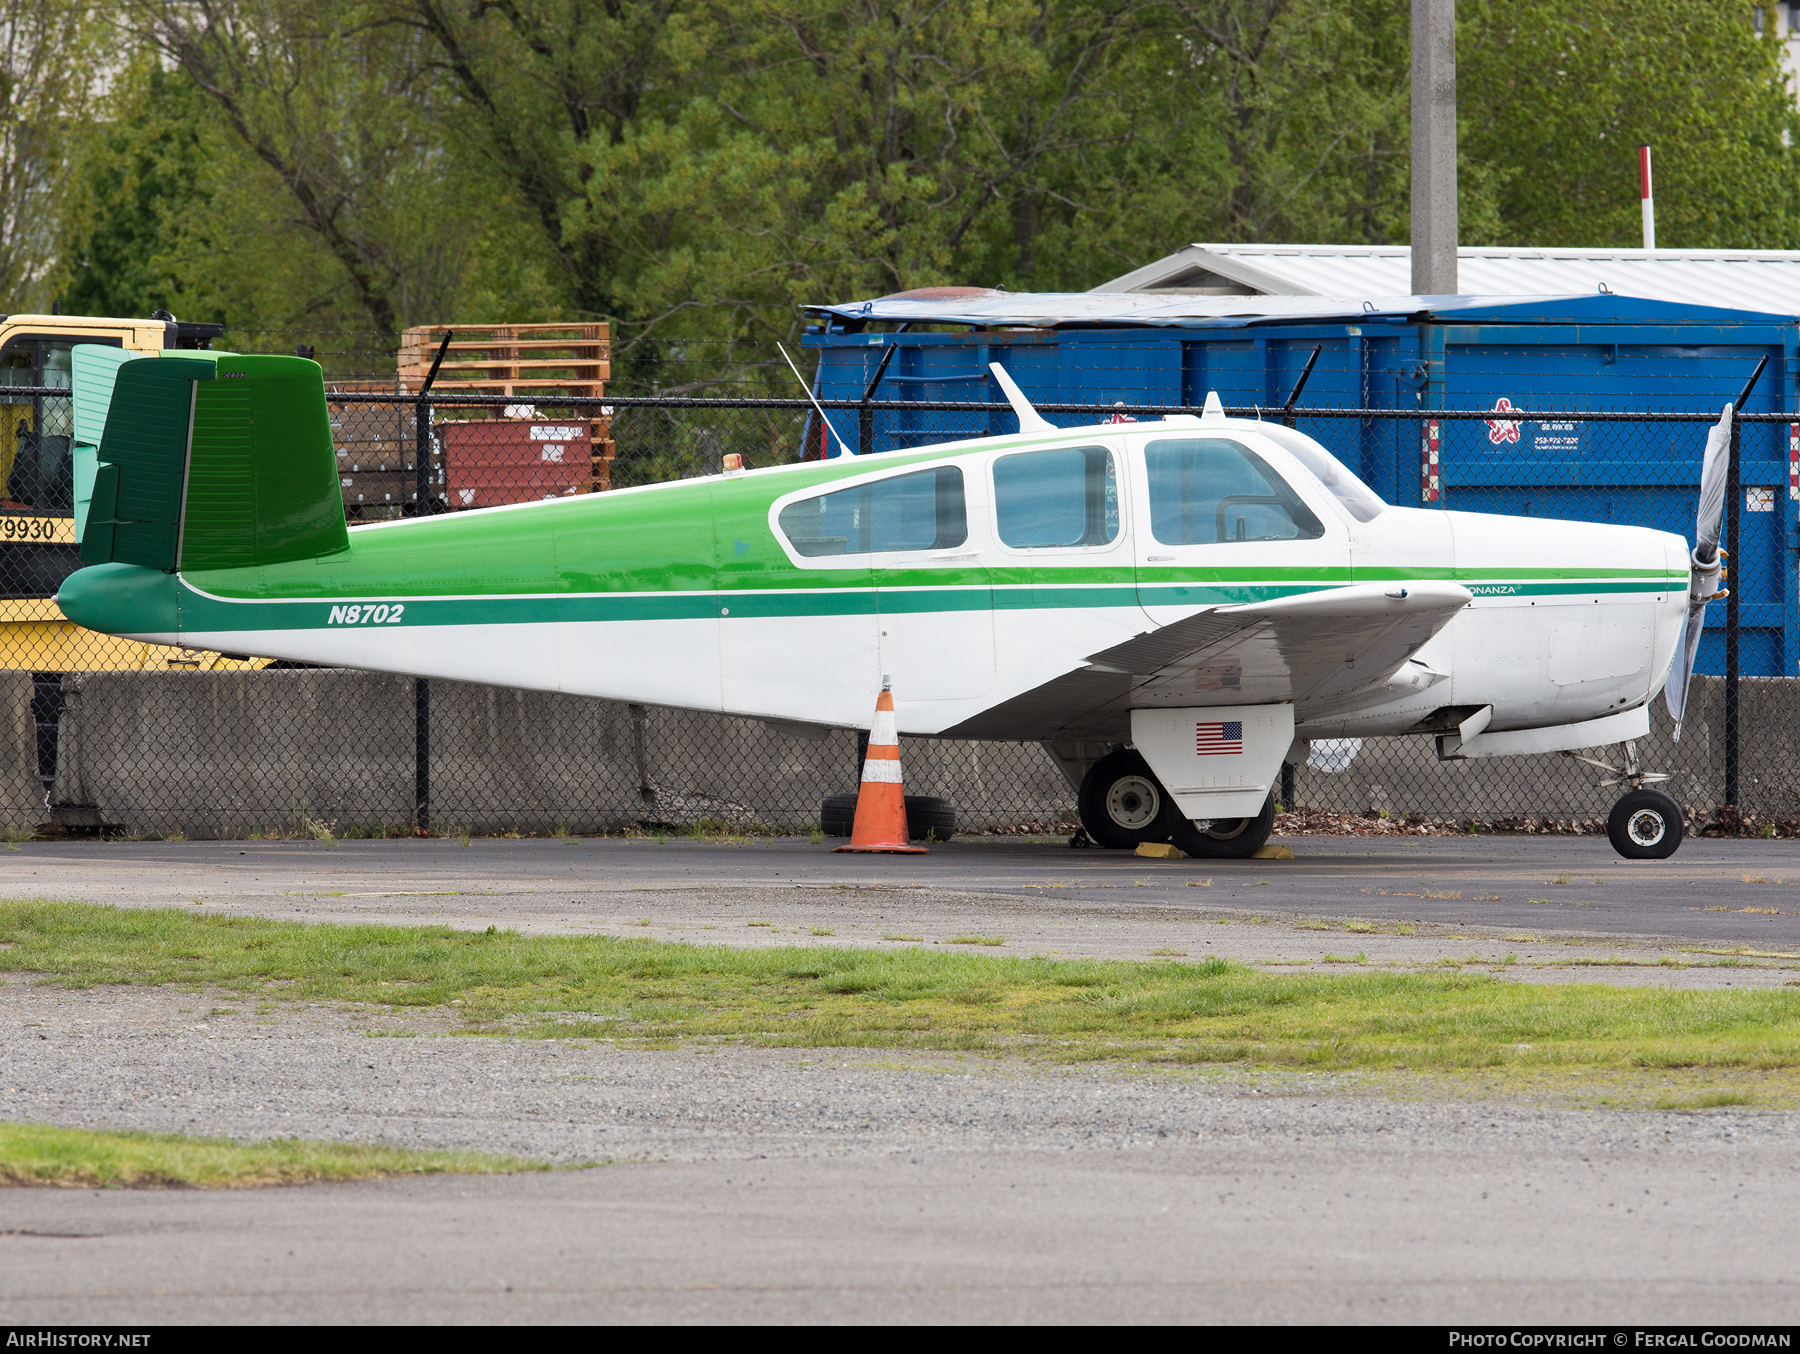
(777, 342, 855, 457)
(987, 362, 1055, 435)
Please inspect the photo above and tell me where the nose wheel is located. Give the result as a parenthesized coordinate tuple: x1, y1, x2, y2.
(1607, 788, 1684, 860)
(1565, 739, 1685, 860)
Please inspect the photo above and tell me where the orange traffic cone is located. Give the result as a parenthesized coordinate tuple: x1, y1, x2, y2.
(833, 679, 927, 854)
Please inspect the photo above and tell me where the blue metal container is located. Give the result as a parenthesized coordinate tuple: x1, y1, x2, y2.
(803, 293, 1799, 676)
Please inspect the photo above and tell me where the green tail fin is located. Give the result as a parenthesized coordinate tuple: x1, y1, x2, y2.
(80, 353, 349, 572)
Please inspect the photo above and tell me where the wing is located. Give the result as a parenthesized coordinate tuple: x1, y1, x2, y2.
(944, 581, 1470, 741)
(1092, 580, 1471, 706)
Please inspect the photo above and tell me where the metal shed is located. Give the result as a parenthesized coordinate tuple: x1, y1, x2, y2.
(801, 290, 1800, 677)
(1093, 243, 1800, 316)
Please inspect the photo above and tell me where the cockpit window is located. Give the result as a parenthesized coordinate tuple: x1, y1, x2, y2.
(778, 465, 966, 557)
(1143, 438, 1323, 545)
(1254, 424, 1388, 523)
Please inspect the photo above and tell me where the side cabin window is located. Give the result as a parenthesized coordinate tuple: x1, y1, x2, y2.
(1144, 437, 1323, 545)
(993, 445, 1118, 549)
(778, 465, 966, 557)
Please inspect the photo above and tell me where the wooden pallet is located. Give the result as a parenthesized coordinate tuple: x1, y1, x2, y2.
(398, 323, 610, 398)
(326, 343, 618, 505)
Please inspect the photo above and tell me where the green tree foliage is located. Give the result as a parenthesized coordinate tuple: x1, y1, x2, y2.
(0, 0, 100, 311)
(400, 0, 1425, 382)
(37, 0, 1800, 382)
(60, 62, 212, 318)
(70, 0, 559, 357)
(1459, 0, 1799, 248)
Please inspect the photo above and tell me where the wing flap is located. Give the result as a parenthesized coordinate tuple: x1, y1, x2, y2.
(1086, 581, 1471, 709)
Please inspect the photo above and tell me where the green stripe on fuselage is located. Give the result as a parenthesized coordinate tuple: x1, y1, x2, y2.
(157, 574, 1678, 635)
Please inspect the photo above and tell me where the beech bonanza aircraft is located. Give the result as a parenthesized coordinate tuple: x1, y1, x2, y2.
(56, 347, 1718, 860)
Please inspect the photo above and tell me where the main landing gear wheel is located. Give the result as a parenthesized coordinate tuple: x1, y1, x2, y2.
(1606, 788, 1684, 861)
(1166, 793, 1278, 860)
(1077, 749, 1173, 850)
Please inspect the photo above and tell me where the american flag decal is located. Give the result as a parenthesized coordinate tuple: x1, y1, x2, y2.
(1195, 720, 1244, 756)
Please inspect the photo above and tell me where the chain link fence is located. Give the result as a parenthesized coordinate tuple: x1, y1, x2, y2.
(0, 373, 1793, 838)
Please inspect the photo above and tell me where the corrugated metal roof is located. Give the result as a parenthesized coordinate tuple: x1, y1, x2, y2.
(805, 289, 1787, 329)
(1094, 243, 1800, 316)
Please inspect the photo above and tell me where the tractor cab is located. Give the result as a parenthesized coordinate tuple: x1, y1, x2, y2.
(0, 312, 222, 521)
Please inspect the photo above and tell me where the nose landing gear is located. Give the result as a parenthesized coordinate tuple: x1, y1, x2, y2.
(1564, 739, 1684, 860)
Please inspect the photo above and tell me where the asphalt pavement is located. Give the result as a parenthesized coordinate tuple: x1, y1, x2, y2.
(0, 833, 1795, 949)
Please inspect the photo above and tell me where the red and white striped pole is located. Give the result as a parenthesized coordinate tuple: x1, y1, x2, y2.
(1639, 144, 1656, 250)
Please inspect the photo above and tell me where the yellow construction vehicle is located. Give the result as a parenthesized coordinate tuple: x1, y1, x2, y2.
(0, 310, 266, 671)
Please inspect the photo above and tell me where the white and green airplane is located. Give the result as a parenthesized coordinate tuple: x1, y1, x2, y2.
(57, 348, 1717, 860)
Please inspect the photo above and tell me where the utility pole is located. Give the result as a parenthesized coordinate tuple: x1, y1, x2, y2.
(1410, 0, 1458, 295)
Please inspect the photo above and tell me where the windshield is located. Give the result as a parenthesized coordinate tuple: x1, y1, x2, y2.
(1254, 424, 1387, 523)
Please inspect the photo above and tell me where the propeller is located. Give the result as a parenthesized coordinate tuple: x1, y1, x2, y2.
(1662, 403, 1733, 739)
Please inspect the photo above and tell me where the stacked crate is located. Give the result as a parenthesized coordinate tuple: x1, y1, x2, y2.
(397, 323, 613, 504)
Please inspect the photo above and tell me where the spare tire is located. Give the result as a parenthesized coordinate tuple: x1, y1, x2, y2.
(820, 793, 956, 841)
(906, 794, 957, 843)
(821, 793, 857, 837)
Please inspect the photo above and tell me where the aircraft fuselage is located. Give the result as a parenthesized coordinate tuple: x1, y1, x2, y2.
(59, 414, 1688, 747)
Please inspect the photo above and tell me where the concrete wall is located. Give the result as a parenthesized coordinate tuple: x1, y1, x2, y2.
(41, 670, 1791, 838)
(54, 670, 417, 837)
(0, 670, 47, 833)
(48, 671, 1074, 837)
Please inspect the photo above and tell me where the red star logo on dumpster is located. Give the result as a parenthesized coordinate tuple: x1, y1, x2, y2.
(1486, 397, 1521, 445)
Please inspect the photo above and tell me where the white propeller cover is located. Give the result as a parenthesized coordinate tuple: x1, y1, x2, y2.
(1693, 403, 1732, 564)
(1663, 403, 1734, 738)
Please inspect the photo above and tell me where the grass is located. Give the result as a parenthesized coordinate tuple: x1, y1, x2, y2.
(1650, 1091, 1755, 1111)
(4, 902, 1800, 1077)
(0, 1121, 543, 1188)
